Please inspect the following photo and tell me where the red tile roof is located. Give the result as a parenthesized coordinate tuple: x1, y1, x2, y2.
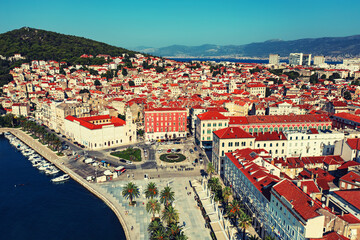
(310, 232, 349, 240)
(346, 138, 360, 150)
(333, 189, 360, 210)
(272, 179, 322, 221)
(65, 115, 126, 129)
(333, 112, 360, 124)
(197, 111, 228, 121)
(340, 171, 360, 185)
(252, 131, 287, 141)
(213, 127, 254, 139)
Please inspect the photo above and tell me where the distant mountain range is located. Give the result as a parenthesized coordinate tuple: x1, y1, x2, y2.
(133, 35, 360, 58)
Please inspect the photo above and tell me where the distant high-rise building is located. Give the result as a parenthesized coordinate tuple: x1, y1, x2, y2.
(289, 53, 303, 66)
(302, 54, 311, 66)
(313, 56, 325, 66)
(269, 54, 280, 65)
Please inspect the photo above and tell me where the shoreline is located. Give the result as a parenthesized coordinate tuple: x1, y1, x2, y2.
(0, 128, 131, 240)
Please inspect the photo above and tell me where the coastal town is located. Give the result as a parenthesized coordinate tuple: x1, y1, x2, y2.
(2, 51, 360, 240)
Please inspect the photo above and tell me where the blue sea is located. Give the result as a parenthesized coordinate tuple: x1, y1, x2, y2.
(0, 135, 126, 240)
(170, 57, 342, 65)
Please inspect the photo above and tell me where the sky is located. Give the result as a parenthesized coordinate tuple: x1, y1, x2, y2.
(1, 0, 360, 50)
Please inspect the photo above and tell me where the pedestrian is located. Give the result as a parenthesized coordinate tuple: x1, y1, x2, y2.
(131, 226, 133, 231)
(185, 187, 187, 190)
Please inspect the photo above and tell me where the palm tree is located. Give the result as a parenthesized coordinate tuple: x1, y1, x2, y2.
(222, 186, 232, 204)
(238, 212, 252, 240)
(145, 182, 159, 199)
(249, 235, 261, 240)
(208, 177, 221, 192)
(146, 199, 161, 220)
(148, 219, 165, 238)
(264, 236, 276, 240)
(227, 199, 242, 225)
(161, 205, 179, 226)
(174, 233, 188, 240)
(152, 229, 167, 240)
(206, 162, 215, 178)
(160, 186, 175, 207)
(122, 182, 140, 205)
(168, 223, 181, 237)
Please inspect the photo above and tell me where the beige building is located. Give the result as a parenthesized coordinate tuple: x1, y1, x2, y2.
(212, 127, 255, 177)
(11, 103, 30, 117)
(195, 111, 229, 149)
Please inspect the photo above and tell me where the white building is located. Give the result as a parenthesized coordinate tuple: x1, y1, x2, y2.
(268, 101, 303, 115)
(64, 108, 136, 149)
(285, 129, 344, 157)
(313, 56, 325, 66)
(269, 54, 280, 65)
(289, 53, 303, 66)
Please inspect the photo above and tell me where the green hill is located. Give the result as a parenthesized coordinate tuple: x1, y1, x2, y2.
(0, 27, 138, 61)
(0, 27, 141, 88)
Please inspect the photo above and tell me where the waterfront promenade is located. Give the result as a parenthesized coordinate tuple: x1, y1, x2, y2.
(0, 128, 214, 240)
(0, 128, 131, 240)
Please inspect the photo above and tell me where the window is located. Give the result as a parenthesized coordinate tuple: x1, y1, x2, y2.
(270, 143, 272, 147)
(242, 142, 246, 146)
(208, 123, 211, 127)
(222, 142, 225, 147)
(228, 142, 233, 147)
(235, 142, 239, 147)
(213, 123, 216, 127)
(219, 123, 222, 127)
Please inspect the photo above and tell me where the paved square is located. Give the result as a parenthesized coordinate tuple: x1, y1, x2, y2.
(101, 177, 212, 240)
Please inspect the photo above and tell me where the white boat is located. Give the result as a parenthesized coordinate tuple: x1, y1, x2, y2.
(32, 160, 42, 167)
(38, 163, 53, 171)
(51, 174, 70, 183)
(45, 166, 60, 175)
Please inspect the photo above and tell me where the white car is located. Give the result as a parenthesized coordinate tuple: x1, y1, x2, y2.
(126, 160, 133, 164)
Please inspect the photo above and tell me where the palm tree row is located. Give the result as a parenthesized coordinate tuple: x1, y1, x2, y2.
(121, 181, 186, 239)
(20, 119, 62, 151)
(206, 175, 253, 240)
(145, 182, 186, 240)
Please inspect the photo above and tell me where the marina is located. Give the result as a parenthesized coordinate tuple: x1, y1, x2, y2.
(0, 133, 126, 240)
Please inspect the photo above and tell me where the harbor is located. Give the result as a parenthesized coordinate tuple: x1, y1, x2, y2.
(0, 128, 131, 240)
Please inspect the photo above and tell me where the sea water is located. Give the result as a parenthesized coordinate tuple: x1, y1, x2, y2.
(0, 135, 126, 240)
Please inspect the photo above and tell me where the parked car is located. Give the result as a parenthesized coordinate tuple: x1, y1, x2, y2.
(126, 160, 133, 164)
(167, 149, 171, 153)
(194, 147, 198, 151)
(157, 149, 162, 154)
(119, 159, 127, 163)
(176, 149, 181, 152)
(189, 149, 194, 153)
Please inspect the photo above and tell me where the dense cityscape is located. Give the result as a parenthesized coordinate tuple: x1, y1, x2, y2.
(1, 47, 360, 240)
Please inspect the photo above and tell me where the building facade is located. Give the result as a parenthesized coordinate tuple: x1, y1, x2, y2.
(269, 54, 280, 65)
(144, 107, 187, 141)
(64, 108, 136, 149)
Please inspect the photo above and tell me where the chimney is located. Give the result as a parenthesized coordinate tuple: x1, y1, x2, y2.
(303, 185, 308, 194)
